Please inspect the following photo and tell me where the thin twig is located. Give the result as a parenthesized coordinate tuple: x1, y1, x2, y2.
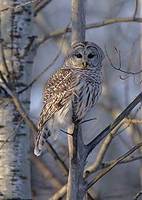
(0, 0, 39, 12)
(79, 117, 96, 125)
(134, 191, 142, 200)
(18, 50, 61, 94)
(86, 92, 142, 156)
(49, 185, 67, 200)
(19, 22, 70, 94)
(105, 47, 142, 75)
(49, 154, 142, 199)
(31, 154, 63, 190)
(99, 155, 142, 170)
(87, 141, 142, 189)
(133, 0, 139, 19)
(0, 40, 10, 76)
(34, 0, 52, 16)
(84, 123, 123, 177)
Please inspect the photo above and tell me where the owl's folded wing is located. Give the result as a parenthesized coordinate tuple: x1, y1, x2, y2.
(38, 68, 76, 133)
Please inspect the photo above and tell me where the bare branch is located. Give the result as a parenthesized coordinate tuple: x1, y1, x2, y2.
(38, 17, 142, 45)
(101, 155, 142, 169)
(134, 191, 142, 200)
(31, 154, 63, 190)
(18, 49, 61, 94)
(0, 40, 10, 77)
(87, 141, 142, 189)
(0, 0, 39, 12)
(49, 154, 142, 199)
(86, 92, 142, 156)
(19, 25, 68, 94)
(34, 0, 52, 16)
(105, 47, 142, 75)
(133, 0, 139, 18)
(49, 185, 67, 200)
(84, 116, 142, 177)
(84, 123, 123, 177)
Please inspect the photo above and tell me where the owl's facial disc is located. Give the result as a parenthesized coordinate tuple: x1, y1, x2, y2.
(73, 52, 88, 68)
(64, 41, 104, 69)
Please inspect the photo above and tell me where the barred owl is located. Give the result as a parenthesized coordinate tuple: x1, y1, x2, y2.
(34, 41, 104, 156)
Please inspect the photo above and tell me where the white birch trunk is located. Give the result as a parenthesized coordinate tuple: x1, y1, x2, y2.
(0, 0, 34, 198)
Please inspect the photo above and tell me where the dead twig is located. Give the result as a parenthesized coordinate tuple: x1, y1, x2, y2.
(87, 141, 142, 189)
(34, 0, 52, 16)
(86, 92, 142, 157)
(105, 47, 142, 75)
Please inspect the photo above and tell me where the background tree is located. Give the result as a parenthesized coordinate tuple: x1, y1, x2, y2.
(0, 0, 33, 198)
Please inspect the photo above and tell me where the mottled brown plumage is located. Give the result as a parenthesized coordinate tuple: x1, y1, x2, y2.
(34, 41, 104, 156)
(38, 69, 76, 129)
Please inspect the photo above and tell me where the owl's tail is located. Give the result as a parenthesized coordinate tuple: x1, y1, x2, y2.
(34, 128, 51, 156)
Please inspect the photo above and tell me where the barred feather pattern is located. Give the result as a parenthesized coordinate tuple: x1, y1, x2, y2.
(34, 41, 104, 156)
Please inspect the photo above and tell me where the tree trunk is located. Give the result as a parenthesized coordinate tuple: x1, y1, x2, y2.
(66, 0, 86, 199)
(66, 126, 87, 200)
(0, 0, 33, 198)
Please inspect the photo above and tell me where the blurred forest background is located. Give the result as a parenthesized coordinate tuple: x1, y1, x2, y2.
(0, 0, 142, 199)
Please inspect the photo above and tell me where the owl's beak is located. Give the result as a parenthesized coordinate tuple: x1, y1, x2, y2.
(82, 61, 89, 68)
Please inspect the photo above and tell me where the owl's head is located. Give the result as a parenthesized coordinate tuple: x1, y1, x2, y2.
(64, 41, 104, 69)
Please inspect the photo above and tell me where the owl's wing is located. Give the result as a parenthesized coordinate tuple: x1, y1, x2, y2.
(38, 68, 75, 131)
(34, 68, 76, 156)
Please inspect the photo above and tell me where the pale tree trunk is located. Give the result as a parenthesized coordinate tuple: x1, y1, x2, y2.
(0, 0, 33, 198)
(67, 0, 86, 199)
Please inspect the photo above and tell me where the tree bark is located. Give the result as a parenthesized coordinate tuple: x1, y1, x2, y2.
(66, 125, 87, 200)
(67, 0, 86, 199)
(0, 0, 33, 198)
(71, 0, 86, 44)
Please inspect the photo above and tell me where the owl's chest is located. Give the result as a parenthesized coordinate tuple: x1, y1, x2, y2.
(71, 78, 101, 120)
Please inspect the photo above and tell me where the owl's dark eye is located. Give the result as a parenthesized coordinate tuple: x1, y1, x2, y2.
(75, 53, 82, 58)
(88, 53, 95, 59)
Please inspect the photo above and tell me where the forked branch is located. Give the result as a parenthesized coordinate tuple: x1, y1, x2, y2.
(86, 92, 142, 157)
